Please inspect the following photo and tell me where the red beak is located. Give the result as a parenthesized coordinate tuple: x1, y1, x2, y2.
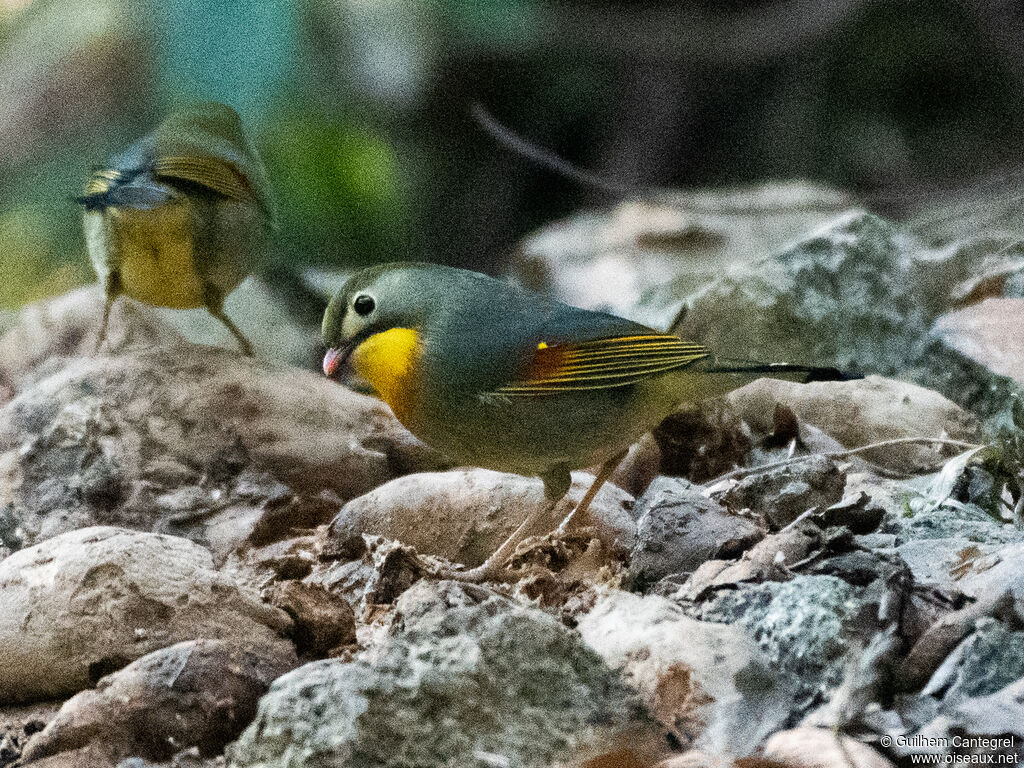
(323, 346, 351, 379)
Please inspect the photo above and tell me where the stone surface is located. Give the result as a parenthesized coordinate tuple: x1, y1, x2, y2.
(678, 211, 1021, 417)
(0, 527, 290, 703)
(727, 376, 980, 475)
(0, 701, 61, 767)
(512, 182, 852, 329)
(717, 455, 846, 529)
(676, 521, 824, 601)
(956, 542, 1024, 620)
(228, 580, 645, 768)
(20, 639, 296, 764)
(651, 400, 753, 484)
(0, 286, 179, 404)
(680, 212, 924, 379)
(763, 727, 895, 768)
(328, 468, 636, 569)
(0, 336, 443, 556)
(576, 590, 791, 755)
(308, 535, 427, 616)
(921, 619, 1024, 702)
(627, 477, 763, 590)
(932, 298, 1024, 386)
(683, 575, 888, 711)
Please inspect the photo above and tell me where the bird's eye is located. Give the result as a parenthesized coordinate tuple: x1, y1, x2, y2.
(353, 294, 375, 316)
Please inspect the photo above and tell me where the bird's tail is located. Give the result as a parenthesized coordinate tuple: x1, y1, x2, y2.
(703, 359, 860, 383)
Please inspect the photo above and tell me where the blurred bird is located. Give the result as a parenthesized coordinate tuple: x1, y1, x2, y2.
(78, 102, 276, 355)
(322, 262, 852, 582)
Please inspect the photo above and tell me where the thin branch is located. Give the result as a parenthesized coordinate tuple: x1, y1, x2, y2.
(702, 437, 985, 487)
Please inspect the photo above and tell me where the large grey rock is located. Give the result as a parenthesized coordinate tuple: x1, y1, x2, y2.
(0, 527, 290, 703)
(20, 639, 297, 765)
(576, 590, 791, 754)
(328, 468, 636, 569)
(726, 376, 981, 475)
(628, 477, 763, 590)
(512, 182, 853, 329)
(0, 337, 442, 557)
(680, 212, 925, 377)
(227, 581, 644, 768)
(683, 574, 887, 711)
(679, 211, 1022, 417)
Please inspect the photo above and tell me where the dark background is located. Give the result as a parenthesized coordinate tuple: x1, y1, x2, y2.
(1, 0, 1023, 307)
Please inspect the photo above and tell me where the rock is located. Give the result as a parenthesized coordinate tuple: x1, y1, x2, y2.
(717, 455, 846, 529)
(20, 639, 296, 764)
(678, 211, 1021, 418)
(680, 213, 925, 381)
(676, 521, 824, 601)
(727, 376, 980, 475)
(512, 182, 852, 329)
(936, 676, 1024, 742)
(117, 747, 224, 767)
(899, 589, 1012, 694)
(327, 468, 636, 569)
(805, 547, 911, 590)
(0, 287, 178, 401)
(0, 701, 61, 767)
(576, 590, 791, 754)
(820, 492, 885, 534)
(0, 340, 443, 556)
(932, 298, 1024, 386)
(655, 753, 725, 768)
(921, 618, 1024, 702)
(628, 477, 763, 590)
(228, 581, 645, 768)
(0, 527, 291, 703)
(885, 496, 1021, 549)
(956, 542, 1024, 622)
(880, 678, 1024, 760)
(683, 575, 888, 711)
(763, 727, 895, 768)
(308, 535, 427, 615)
(262, 581, 356, 658)
(147, 276, 322, 368)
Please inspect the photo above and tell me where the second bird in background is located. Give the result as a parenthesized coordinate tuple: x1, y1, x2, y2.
(78, 101, 277, 356)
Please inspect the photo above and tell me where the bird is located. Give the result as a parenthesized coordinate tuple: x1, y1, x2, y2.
(321, 261, 850, 581)
(78, 101, 276, 356)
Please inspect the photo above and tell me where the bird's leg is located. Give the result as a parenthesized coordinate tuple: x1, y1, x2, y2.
(204, 286, 254, 357)
(95, 272, 121, 354)
(434, 464, 572, 584)
(556, 448, 628, 534)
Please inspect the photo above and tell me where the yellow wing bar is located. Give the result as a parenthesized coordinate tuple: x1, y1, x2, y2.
(152, 155, 253, 202)
(81, 169, 123, 196)
(495, 334, 709, 395)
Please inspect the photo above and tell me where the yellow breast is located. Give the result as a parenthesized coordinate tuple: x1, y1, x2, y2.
(351, 328, 421, 420)
(107, 201, 206, 309)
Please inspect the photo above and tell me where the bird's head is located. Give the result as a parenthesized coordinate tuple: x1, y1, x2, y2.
(321, 262, 436, 379)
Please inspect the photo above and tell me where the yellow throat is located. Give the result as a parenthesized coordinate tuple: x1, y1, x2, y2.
(351, 328, 421, 417)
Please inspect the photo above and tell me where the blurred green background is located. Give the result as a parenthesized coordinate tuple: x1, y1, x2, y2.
(2, 0, 1024, 309)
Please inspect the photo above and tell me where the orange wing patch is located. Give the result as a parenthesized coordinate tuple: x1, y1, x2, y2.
(496, 334, 709, 395)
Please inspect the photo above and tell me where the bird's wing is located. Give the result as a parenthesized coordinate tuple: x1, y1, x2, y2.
(492, 333, 710, 395)
(151, 155, 254, 203)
